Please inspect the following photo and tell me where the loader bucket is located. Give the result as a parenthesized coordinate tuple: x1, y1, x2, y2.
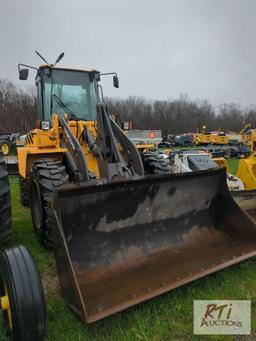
(53, 168, 256, 323)
(232, 190, 256, 220)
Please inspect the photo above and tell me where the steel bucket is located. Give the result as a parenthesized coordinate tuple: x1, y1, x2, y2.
(53, 168, 256, 322)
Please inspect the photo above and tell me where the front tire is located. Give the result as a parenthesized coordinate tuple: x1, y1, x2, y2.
(142, 152, 170, 175)
(0, 245, 46, 341)
(29, 159, 69, 248)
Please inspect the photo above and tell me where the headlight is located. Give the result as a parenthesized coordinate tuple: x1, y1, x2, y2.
(41, 121, 51, 130)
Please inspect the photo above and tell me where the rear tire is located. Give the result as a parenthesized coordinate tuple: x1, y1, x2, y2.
(142, 152, 170, 175)
(29, 159, 69, 248)
(19, 176, 30, 207)
(0, 245, 46, 341)
(0, 153, 11, 243)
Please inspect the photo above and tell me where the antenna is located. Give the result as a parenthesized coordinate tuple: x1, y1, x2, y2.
(35, 50, 50, 65)
(53, 52, 65, 66)
(35, 50, 65, 67)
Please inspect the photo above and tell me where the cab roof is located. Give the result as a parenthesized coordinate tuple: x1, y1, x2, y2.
(39, 64, 100, 74)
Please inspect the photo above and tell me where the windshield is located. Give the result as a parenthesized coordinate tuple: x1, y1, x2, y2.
(40, 68, 98, 121)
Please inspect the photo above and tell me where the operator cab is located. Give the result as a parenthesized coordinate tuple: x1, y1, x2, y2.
(36, 66, 100, 122)
(18, 52, 119, 124)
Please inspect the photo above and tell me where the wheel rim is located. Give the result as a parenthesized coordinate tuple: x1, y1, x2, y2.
(0, 280, 12, 334)
(2, 284, 12, 329)
(31, 179, 44, 238)
(1, 143, 9, 156)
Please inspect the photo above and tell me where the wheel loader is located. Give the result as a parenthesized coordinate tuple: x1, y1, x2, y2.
(13, 52, 256, 324)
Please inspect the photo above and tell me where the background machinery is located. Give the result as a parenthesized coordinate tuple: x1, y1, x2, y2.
(0, 133, 19, 156)
(169, 149, 244, 191)
(194, 126, 230, 146)
(12, 52, 256, 324)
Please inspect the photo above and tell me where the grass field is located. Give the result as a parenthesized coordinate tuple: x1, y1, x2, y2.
(227, 158, 239, 175)
(0, 176, 256, 340)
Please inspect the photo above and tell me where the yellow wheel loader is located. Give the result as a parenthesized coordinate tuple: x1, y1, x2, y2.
(15, 52, 256, 324)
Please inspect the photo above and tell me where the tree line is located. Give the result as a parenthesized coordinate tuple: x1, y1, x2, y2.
(0, 79, 36, 134)
(0, 78, 255, 135)
(106, 95, 256, 135)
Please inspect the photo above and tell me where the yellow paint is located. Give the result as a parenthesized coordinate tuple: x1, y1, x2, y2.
(194, 133, 211, 145)
(1, 295, 9, 311)
(39, 65, 100, 74)
(236, 153, 256, 190)
(213, 157, 229, 172)
(2, 284, 12, 329)
(135, 144, 155, 152)
(211, 135, 229, 145)
(18, 114, 100, 179)
(194, 133, 229, 145)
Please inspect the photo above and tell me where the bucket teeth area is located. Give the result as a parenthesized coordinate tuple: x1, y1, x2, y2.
(54, 169, 256, 322)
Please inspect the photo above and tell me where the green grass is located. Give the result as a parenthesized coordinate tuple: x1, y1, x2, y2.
(1, 177, 256, 340)
(227, 158, 239, 175)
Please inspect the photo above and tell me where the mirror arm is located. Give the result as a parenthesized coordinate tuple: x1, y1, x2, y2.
(18, 63, 38, 72)
(99, 72, 119, 88)
(97, 84, 104, 103)
(100, 72, 118, 77)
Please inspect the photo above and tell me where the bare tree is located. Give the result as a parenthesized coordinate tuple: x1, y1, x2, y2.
(0, 77, 255, 135)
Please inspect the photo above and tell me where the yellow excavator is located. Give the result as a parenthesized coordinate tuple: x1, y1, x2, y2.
(240, 123, 253, 145)
(5, 52, 256, 327)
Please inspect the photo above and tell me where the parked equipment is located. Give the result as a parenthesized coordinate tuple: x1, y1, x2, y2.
(126, 129, 162, 151)
(169, 150, 244, 191)
(0, 133, 20, 156)
(15, 52, 256, 323)
(240, 124, 253, 145)
(224, 145, 251, 159)
(194, 130, 229, 146)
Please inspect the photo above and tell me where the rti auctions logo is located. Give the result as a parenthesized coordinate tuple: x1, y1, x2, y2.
(194, 300, 251, 335)
(200, 303, 242, 328)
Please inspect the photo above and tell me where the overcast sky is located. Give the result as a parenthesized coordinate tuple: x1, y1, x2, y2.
(1, 0, 256, 105)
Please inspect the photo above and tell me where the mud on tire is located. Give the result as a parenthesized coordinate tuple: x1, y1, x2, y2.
(142, 152, 170, 175)
(29, 159, 69, 248)
(0, 152, 11, 243)
(19, 175, 30, 207)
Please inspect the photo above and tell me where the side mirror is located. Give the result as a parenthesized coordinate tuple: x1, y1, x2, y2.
(113, 75, 119, 88)
(19, 68, 29, 80)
